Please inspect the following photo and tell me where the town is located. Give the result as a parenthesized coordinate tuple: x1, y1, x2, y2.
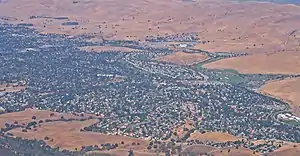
(1, 23, 300, 155)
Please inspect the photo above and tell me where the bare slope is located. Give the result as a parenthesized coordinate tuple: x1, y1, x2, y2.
(261, 78, 300, 106)
(9, 119, 148, 151)
(203, 51, 300, 75)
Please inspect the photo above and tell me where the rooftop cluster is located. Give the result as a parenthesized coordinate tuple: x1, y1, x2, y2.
(0, 23, 299, 155)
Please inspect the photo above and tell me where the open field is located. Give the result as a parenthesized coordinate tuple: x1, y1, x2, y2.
(260, 78, 300, 116)
(9, 119, 149, 151)
(87, 149, 161, 156)
(0, 84, 26, 93)
(210, 147, 261, 156)
(183, 145, 261, 156)
(183, 144, 217, 155)
(268, 142, 300, 156)
(1, 110, 149, 152)
(0, 108, 86, 129)
(188, 131, 240, 142)
(260, 78, 300, 106)
(203, 51, 300, 75)
(80, 46, 143, 53)
(155, 52, 209, 65)
(0, 109, 151, 154)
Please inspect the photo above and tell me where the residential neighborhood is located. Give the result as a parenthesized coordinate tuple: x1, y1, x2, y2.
(0, 23, 299, 155)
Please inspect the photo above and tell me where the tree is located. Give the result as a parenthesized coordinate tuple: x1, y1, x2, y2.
(27, 121, 37, 128)
(165, 149, 171, 156)
(171, 149, 176, 155)
(128, 149, 134, 156)
(177, 145, 182, 155)
(4, 123, 10, 128)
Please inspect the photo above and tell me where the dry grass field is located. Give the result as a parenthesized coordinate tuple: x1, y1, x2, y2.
(183, 145, 261, 156)
(188, 131, 240, 143)
(183, 144, 217, 155)
(0, 84, 26, 93)
(87, 149, 162, 156)
(210, 147, 261, 156)
(155, 52, 210, 65)
(0, 108, 84, 129)
(203, 51, 300, 75)
(268, 143, 300, 156)
(1, 109, 149, 152)
(9, 119, 149, 151)
(260, 78, 300, 106)
(260, 78, 300, 116)
(0, 109, 151, 155)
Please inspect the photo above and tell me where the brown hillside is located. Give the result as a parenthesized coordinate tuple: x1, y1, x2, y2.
(203, 51, 300, 75)
(188, 131, 240, 143)
(261, 78, 300, 106)
(0, 0, 299, 54)
(260, 78, 300, 116)
(9, 119, 149, 151)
